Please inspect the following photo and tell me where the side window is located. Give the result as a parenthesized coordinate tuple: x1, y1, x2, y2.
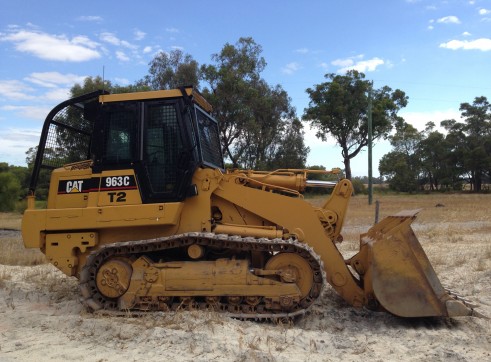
(195, 108, 223, 169)
(144, 103, 182, 194)
(102, 104, 138, 163)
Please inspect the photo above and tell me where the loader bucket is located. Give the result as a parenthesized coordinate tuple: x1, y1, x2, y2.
(353, 210, 474, 317)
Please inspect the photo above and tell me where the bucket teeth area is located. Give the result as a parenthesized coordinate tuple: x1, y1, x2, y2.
(444, 288, 479, 309)
(442, 286, 487, 318)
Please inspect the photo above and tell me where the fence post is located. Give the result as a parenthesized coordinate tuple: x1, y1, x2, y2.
(375, 200, 380, 224)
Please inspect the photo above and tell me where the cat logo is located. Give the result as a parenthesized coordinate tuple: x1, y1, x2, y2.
(66, 180, 84, 193)
(58, 179, 88, 194)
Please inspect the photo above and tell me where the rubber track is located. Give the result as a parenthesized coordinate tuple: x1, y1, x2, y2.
(79, 232, 326, 321)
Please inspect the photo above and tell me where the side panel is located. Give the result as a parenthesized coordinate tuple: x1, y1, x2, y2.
(97, 170, 141, 206)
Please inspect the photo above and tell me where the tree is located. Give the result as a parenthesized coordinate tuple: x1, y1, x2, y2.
(303, 70, 407, 179)
(417, 123, 458, 190)
(71, 76, 108, 97)
(0, 164, 22, 211)
(141, 49, 200, 90)
(268, 118, 310, 169)
(441, 96, 491, 191)
(235, 81, 301, 169)
(201, 37, 265, 167)
(378, 122, 421, 192)
(71, 76, 149, 97)
(201, 37, 308, 169)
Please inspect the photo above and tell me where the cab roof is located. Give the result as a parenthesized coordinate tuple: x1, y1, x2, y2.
(98, 87, 213, 113)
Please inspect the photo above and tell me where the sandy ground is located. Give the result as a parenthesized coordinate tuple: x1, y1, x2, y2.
(1, 196, 491, 361)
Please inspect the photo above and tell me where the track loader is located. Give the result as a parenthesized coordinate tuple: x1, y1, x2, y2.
(22, 87, 476, 319)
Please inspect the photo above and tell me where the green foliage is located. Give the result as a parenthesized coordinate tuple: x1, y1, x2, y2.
(442, 96, 491, 192)
(201, 37, 308, 170)
(379, 151, 419, 192)
(0, 171, 22, 212)
(381, 96, 490, 192)
(268, 119, 309, 169)
(141, 49, 199, 90)
(70, 76, 107, 97)
(351, 177, 367, 195)
(70, 76, 150, 97)
(379, 122, 421, 192)
(303, 70, 407, 179)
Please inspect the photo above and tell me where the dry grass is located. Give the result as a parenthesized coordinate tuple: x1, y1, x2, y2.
(0, 233, 46, 266)
(0, 212, 22, 230)
(0, 213, 46, 266)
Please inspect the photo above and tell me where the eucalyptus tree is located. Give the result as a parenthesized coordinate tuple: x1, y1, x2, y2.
(303, 70, 407, 179)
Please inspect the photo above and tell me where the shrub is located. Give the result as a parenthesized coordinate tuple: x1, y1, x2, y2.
(351, 178, 366, 195)
(0, 172, 21, 212)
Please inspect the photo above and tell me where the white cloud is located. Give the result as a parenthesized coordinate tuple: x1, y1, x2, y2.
(440, 38, 491, 51)
(77, 15, 103, 22)
(100, 32, 120, 46)
(332, 58, 355, 68)
(114, 77, 130, 85)
(479, 8, 490, 15)
(134, 29, 146, 41)
(295, 48, 309, 54)
(116, 51, 130, 61)
(1, 105, 51, 120)
(166, 27, 179, 33)
(332, 55, 384, 73)
(0, 127, 41, 165)
(436, 16, 461, 24)
(100, 32, 137, 49)
(399, 109, 463, 132)
(0, 80, 34, 100)
(24, 72, 86, 88)
(143, 46, 153, 54)
(282, 62, 301, 75)
(0, 30, 101, 62)
(42, 88, 71, 102)
(72, 35, 100, 49)
(462, 31, 471, 36)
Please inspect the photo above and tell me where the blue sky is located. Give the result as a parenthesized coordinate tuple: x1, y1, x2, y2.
(1, 0, 490, 176)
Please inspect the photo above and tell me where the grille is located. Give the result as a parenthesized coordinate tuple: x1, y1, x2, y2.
(196, 109, 223, 168)
(42, 105, 93, 168)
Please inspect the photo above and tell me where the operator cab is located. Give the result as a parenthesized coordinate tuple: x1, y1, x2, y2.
(29, 87, 224, 203)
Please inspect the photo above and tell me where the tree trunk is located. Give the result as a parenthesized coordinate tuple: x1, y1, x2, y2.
(474, 171, 482, 192)
(343, 156, 352, 180)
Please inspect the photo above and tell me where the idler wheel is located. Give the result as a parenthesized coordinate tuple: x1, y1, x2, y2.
(265, 253, 314, 299)
(95, 259, 132, 299)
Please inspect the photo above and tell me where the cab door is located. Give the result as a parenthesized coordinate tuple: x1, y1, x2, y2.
(139, 100, 185, 202)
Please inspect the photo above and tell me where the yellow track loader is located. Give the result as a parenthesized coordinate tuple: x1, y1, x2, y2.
(22, 87, 475, 319)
